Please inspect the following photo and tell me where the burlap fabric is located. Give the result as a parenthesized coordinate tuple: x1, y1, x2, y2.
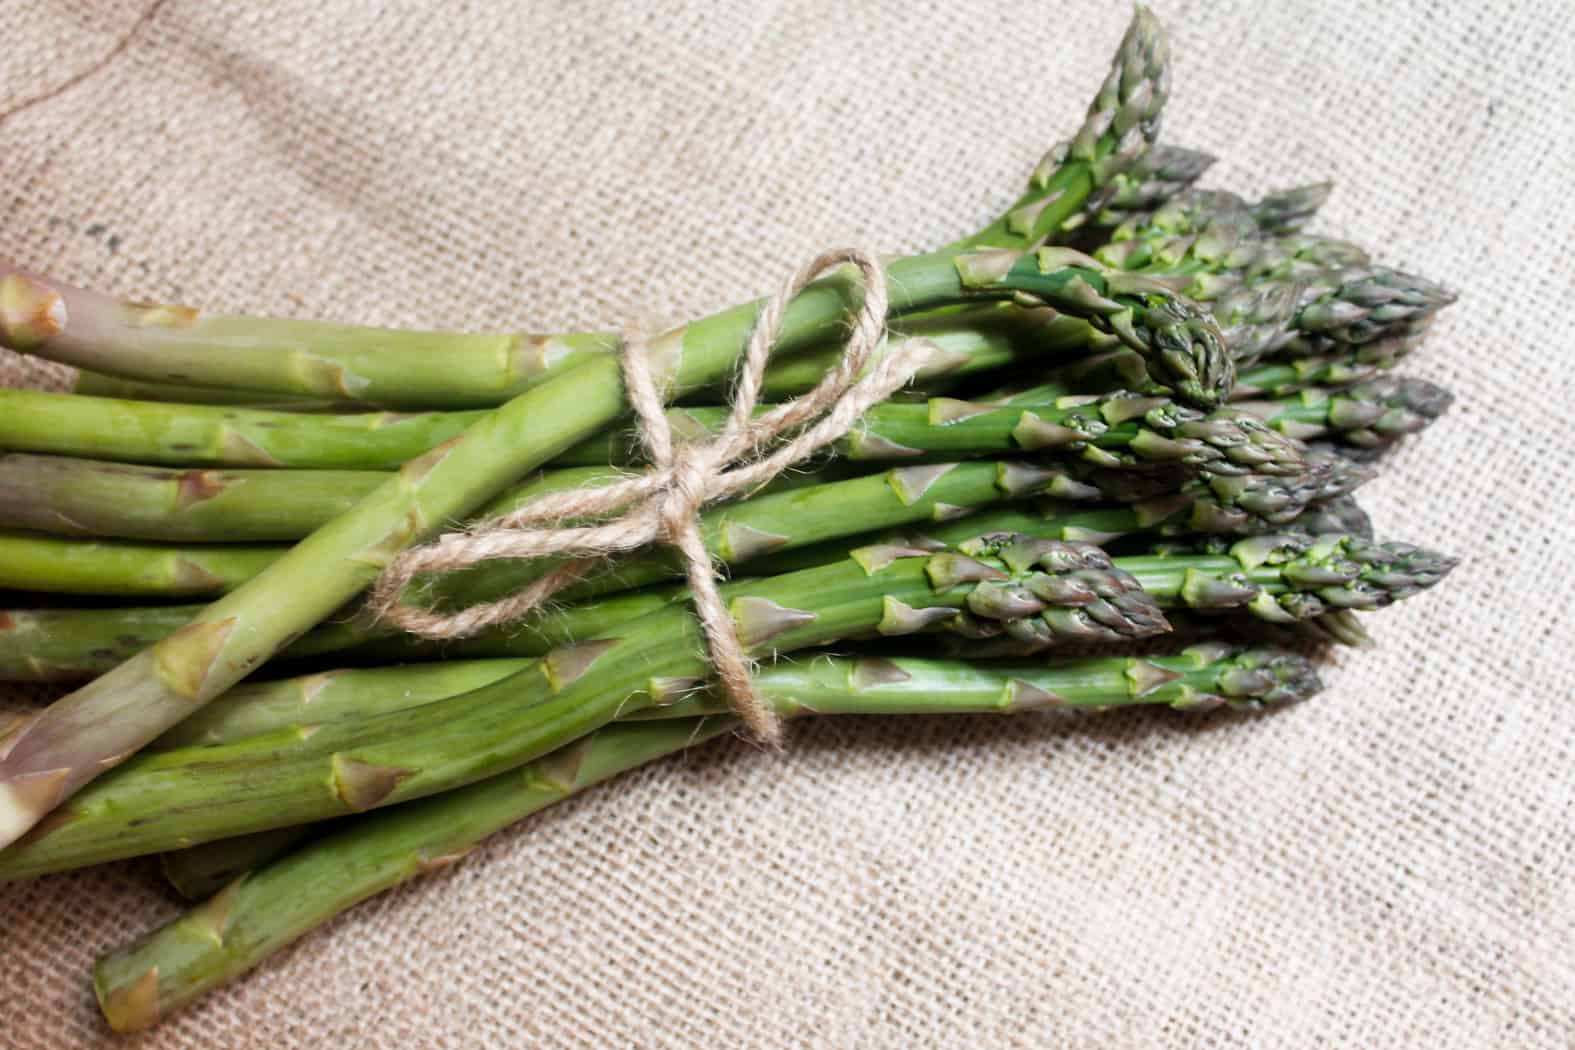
(1, 1, 1570, 1045)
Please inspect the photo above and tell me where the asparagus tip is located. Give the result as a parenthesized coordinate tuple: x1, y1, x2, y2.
(1250, 181, 1335, 235)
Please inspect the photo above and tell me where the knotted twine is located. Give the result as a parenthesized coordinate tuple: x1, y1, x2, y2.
(366, 249, 933, 745)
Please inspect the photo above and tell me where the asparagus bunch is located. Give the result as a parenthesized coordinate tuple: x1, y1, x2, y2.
(99, 640, 1316, 1029)
(0, 6, 1463, 1033)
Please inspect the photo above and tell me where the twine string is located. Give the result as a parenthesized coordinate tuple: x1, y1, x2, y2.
(366, 248, 929, 743)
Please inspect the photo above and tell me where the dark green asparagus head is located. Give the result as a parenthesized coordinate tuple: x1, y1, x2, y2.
(1117, 291, 1236, 408)
(1241, 375, 1452, 455)
(1006, 392, 1306, 478)
(1097, 452, 1376, 533)
(1087, 144, 1218, 228)
(1281, 494, 1373, 540)
(1318, 375, 1454, 449)
(1295, 266, 1457, 347)
(1206, 279, 1306, 366)
(1049, 6, 1171, 192)
(1186, 531, 1459, 622)
(875, 535, 1171, 648)
(955, 245, 1235, 408)
(1206, 453, 1375, 524)
(1098, 189, 1260, 274)
(1170, 641, 1324, 711)
(1239, 234, 1370, 294)
(1249, 182, 1335, 236)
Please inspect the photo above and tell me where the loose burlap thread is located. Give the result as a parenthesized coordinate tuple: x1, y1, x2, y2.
(2, 1, 1573, 1047)
(367, 248, 931, 743)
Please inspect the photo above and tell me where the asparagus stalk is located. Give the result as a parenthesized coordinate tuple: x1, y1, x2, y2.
(0, 586, 685, 683)
(0, 536, 1173, 874)
(0, 259, 620, 410)
(92, 717, 729, 1031)
(153, 660, 534, 750)
(0, 455, 389, 541)
(153, 640, 1316, 901)
(110, 641, 1315, 1028)
(0, 456, 1374, 681)
(946, 7, 1170, 252)
(570, 389, 1295, 471)
(0, 532, 279, 598)
(72, 370, 350, 410)
(64, 306, 1056, 412)
(0, 223, 1243, 852)
(746, 460, 1376, 580)
(68, 309, 1044, 410)
(0, 11, 1170, 408)
(160, 826, 319, 903)
(0, 388, 488, 469)
(154, 637, 1318, 757)
(0, 529, 1453, 876)
(0, 381, 1305, 545)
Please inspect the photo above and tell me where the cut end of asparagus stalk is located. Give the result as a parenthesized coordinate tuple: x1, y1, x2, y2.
(96, 960, 163, 1033)
(0, 777, 54, 847)
(0, 268, 69, 351)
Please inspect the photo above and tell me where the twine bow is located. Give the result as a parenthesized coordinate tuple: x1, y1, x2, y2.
(367, 248, 931, 744)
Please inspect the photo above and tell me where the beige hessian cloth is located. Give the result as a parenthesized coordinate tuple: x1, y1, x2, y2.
(2, 1, 1571, 1045)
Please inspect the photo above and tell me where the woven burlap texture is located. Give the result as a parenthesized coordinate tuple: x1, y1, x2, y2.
(1, 1, 1571, 1046)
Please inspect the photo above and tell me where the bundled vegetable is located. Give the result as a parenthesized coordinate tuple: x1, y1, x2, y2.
(0, 7, 1457, 1032)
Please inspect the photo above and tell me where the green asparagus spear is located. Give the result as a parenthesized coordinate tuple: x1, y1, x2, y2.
(0, 586, 685, 683)
(0, 532, 278, 598)
(159, 826, 320, 903)
(152, 640, 1315, 900)
(72, 370, 350, 410)
(94, 718, 733, 1031)
(0, 457, 1375, 681)
(154, 637, 1316, 756)
(0, 388, 488, 469)
(0, 383, 1304, 547)
(0, 529, 1453, 876)
(99, 639, 1318, 1029)
(0, 537, 1172, 873)
(1233, 376, 1454, 450)
(0, 11, 1171, 409)
(946, 7, 1171, 252)
(0, 455, 385, 541)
